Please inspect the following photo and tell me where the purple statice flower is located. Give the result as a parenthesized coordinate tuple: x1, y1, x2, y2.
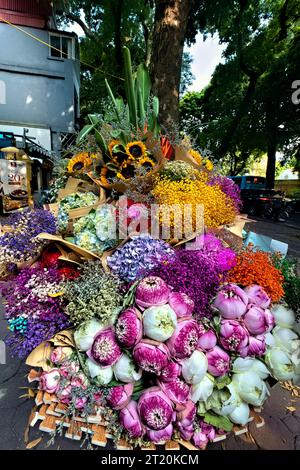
(150, 249, 223, 319)
(208, 175, 242, 213)
(189, 234, 236, 273)
(0, 208, 56, 264)
(107, 234, 174, 282)
(2, 265, 70, 358)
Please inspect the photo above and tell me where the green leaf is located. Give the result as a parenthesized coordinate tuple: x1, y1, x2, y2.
(76, 124, 95, 144)
(110, 129, 122, 139)
(215, 375, 231, 390)
(204, 412, 233, 432)
(123, 47, 138, 129)
(105, 78, 121, 123)
(94, 129, 107, 152)
(88, 114, 100, 125)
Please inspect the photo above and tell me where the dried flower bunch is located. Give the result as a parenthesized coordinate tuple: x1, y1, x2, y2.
(64, 261, 123, 326)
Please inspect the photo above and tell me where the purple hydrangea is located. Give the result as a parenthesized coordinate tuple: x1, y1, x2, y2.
(107, 234, 174, 282)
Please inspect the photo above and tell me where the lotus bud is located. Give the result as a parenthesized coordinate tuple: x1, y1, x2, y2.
(244, 305, 274, 335)
(107, 383, 134, 410)
(265, 347, 297, 381)
(181, 350, 208, 384)
(133, 339, 169, 375)
(272, 326, 300, 355)
(245, 335, 266, 357)
(271, 304, 295, 328)
(50, 346, 73, 364)
(59, 383, 72, 404)
(168, 292, 194, 318)
(158, 378, 190, 409)
(75, 397, 88, 410)
(147, 424, 173, 443)
(232, 357, 270, 379)
(211, 383, 240, 416)
(219, 319, 249, 353)
(160, 361, 181, 382)
(166, 318, 199, 359)
(176, 400, 196, 440)
(39, 369, 60, 394)
(197, 324, 217, 351)
(87, 328, 121, 367)
(115, 308, 143, 349)
(86, 358, 113, 384)
(232, 371, 269, 406)
(244, 285, 271, 309)
(212, 284, 248, 319)
(138, 387, 174, 430)
(206, 346, 230, 377)
(119, 400, 144, 438)
(142, 304, 177, 342)
(135, 276, 170, 308)
(191, 374, 215, 403)
(113, 353, 142, 383)
(74, 319, 106, 351)
(228, 402, 250, 426)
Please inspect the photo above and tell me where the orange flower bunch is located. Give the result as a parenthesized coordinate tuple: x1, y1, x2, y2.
(227, 246, 284, 302)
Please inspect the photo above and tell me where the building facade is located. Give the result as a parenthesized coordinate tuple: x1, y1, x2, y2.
(0, 0, 80, 155)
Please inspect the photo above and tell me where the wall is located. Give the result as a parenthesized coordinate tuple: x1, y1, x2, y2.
(275, 179, 300, 196)
(0, 22, 80, 148)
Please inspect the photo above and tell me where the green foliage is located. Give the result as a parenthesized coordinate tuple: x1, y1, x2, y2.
(273, 257, 300, 319)
(203, 412, 233, 432)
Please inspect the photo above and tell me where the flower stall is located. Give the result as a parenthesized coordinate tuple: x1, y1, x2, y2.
(0, 49, 299, 451)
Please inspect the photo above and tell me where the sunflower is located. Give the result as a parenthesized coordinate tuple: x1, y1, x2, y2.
(108, 140, 128, 166)
(100, 166, 117, 187)
(189, 149, 202, 166)
(67, 153, 93, 173)
(118, 161, 136, 180)
(125, 141, 147, 160)
(205, 159, 214, 171)
(137, 156, 155, 172)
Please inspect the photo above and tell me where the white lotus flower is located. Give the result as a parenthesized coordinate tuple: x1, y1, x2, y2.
(271, 304, 295, 328)
(181, 350, 208, 384)
(113, 354, 142, 383)
(232, 371, 269, 407)
(74, 319, 106, 351)
(265, 332, 276, 348)
(228, 402, 250, 426)
(143, 304, 177, 342)
(86, 358, 113, 384)
(272, 326, 300, 355)
(265, 347, 297, 381)
(232, 357, 269, 379)
(212, 383, 241, 416)
(191, 374, 214, 403)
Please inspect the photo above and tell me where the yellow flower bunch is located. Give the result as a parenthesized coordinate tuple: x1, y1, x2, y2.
(189, 149, 214, 172)
(152, 176, 236, 230)
(67, 153, 93, 173)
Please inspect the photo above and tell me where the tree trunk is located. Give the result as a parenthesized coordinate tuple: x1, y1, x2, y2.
(265, 106, 277, 189)
(150, 0, 191, 130)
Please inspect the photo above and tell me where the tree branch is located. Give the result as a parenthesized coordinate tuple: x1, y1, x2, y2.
(65, 12, 94, 39)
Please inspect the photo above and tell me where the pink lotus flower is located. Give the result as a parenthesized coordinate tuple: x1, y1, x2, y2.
(160, 361, 181, 382)
(75, 396, 87, 410)
(135, 276, 170, 308)
(206, 346, 230, 377)
(59, 383, 72, 404)
(158, 379, 190, 409)
(119, 400, 144, 438)
(213, 284, 248, 319)
(197, 324, 217, 351)
(107, 383, 134, 410)
(168, 292, 194, 318)
(60, 360, 80, 378)
(244, 285, 271, 309)
(40, 369, 60, 394)
(138, 387, 174, 430)
(147, 424, 174, 443)
(193, 422, 216, 448)
(70, 373, 88, 389)
(176, 400, 196, 440)
(243, 335, 266, 357)
(220, 319, 249, 353)
(133, 339, 169, 375)
(166, 318, 199, 359)
(50, 346, 73, 364)
(244, 305, 275, 335)
(115, 307, 143, 349)
(87, 328, 121, 367)
(93, 392, 103, 405)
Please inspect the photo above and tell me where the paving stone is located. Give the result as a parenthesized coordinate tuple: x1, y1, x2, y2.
(248, 414, 294, 450)
(221, 433, 258, 451)
(295, 436, 300, 450)
(282, 415, 300, 434)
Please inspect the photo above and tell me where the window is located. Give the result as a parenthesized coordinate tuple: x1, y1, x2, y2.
(49, 34, 74, 60)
